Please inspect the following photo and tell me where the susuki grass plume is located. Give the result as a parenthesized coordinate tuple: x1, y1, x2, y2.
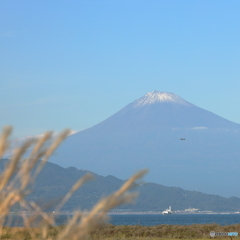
(0, 126, 147, 240)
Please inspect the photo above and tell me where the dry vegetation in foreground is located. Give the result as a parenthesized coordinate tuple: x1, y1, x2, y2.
(0, 126, 147, 240)
(91, 223, 240, 239)
(1, 224, 240, 239)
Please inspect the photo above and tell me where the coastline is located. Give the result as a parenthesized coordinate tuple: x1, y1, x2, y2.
(9, 211, 240, 215)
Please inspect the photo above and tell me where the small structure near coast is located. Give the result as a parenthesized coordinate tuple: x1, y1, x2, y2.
(162, 206, 172, 215)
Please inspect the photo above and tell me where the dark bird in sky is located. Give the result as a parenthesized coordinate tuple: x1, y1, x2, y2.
(180, 138, 185, 140)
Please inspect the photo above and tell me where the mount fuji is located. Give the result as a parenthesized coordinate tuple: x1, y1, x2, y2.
(51, 91, 240, 197)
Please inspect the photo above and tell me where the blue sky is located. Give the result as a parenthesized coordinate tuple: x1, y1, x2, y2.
(1, 0, 240, 138)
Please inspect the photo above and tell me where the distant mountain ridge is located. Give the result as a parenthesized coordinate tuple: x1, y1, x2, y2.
(1, 159, 240, 212)
(51, 91, 240, 197)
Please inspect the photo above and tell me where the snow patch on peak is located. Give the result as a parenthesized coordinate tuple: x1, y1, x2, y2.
(133, 91, 192, 107)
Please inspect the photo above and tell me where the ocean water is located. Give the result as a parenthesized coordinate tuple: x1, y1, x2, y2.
(7, 214, 240, 227)
(54, 214, 240, 226)
(108, 214, 240, 226)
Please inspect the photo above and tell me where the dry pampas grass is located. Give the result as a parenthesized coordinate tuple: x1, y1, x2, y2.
(0, 126, 147, 240)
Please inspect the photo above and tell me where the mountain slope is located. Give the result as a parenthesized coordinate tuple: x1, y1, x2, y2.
(1, 159, 236, 212)
(51, 91, 240, 197)
(2, 158, 240, 212)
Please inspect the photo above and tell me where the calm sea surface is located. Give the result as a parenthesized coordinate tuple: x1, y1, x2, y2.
(108, 214, 240, 226)
(7, 214, 240, 227)
(54, 214, 240, 226)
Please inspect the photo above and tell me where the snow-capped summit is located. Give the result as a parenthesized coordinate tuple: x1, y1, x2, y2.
(133, 91, 192, 107)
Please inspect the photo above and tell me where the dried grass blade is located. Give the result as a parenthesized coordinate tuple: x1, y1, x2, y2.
(0, 139, 34, 191)
(55, 173, 93, 213)
(0, 126, 12, 158)
(31, 129, 71, 182)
